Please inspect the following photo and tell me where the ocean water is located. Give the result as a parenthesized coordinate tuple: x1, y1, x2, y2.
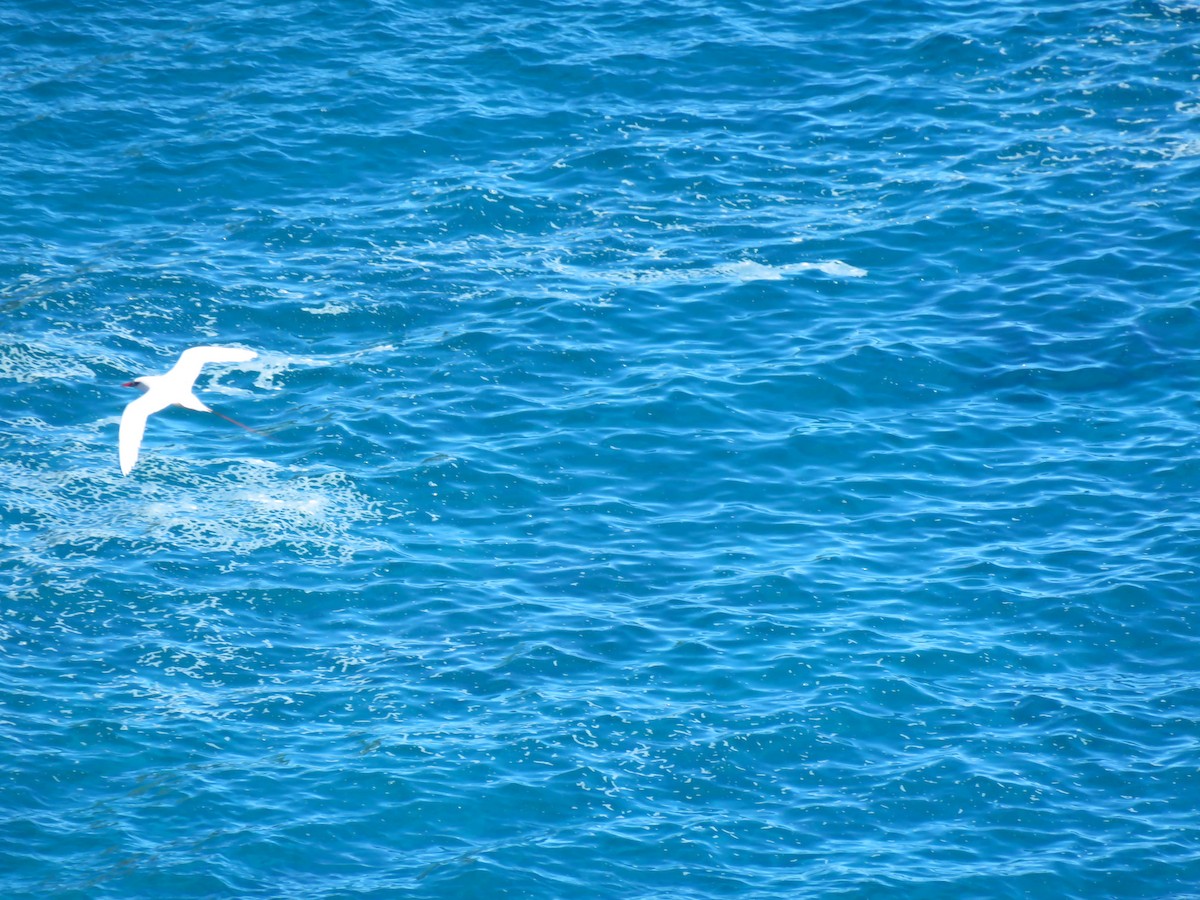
(2, 0, 1199, 896)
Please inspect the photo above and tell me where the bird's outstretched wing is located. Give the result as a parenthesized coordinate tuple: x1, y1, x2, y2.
(119, 391, 172, 475)
(163, 346, 258, 392)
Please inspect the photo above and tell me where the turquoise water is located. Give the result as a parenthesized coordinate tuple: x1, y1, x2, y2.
(3, 0, 1200, 896)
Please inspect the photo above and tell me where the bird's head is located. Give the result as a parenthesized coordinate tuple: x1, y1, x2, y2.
(122, 374, 160, 392)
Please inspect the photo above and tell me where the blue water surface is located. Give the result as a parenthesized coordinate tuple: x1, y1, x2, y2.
(2, 0, 1200, 897)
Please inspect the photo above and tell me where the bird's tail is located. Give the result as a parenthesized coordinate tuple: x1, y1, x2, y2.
(211, 409, 265, 437)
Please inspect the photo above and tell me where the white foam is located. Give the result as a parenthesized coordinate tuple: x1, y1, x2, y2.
(0, 336, 97, 383)
(546, 257, 867, 287)
(251, 344, 395, 392)
(0, 458, 387, 570)
(132, 462, 386, 560)
(715, 260, 787, 281)
(302, 302, 353, 315)
(808, 259, 869, 278)
(718, 260, 868, 280)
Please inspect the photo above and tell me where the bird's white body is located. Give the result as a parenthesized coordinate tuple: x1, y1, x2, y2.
(119, 346, 257, 475)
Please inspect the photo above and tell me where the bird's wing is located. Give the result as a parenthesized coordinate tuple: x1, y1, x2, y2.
(163, 346, 258, 391)
(119, 391, 172, 475)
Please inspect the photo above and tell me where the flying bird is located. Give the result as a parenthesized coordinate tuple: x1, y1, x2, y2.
(119, 346, 258, 475)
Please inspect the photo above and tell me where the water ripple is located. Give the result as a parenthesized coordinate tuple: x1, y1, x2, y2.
(3, 0, 1200, 896)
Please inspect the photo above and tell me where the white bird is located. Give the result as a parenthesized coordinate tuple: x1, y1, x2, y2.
(119, 346, 258, 475)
